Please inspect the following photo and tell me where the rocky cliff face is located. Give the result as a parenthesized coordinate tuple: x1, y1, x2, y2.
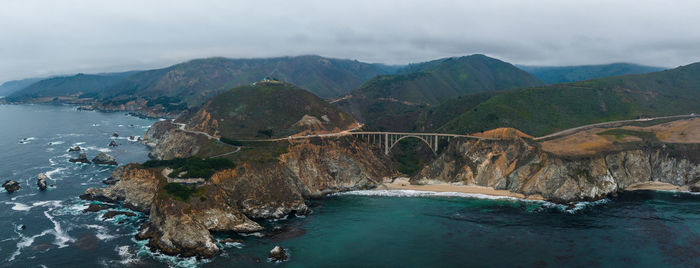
(414, 138, 700, 202)
(143, 121, 207, 160)
(83, 132, 394, 257)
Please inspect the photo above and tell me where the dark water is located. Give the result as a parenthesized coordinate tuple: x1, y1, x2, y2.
(1, 105, 699, 267)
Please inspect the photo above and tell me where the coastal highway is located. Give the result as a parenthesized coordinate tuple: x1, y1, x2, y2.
(533, 114, 700, 141)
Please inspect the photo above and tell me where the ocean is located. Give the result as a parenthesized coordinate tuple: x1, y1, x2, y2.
(1, 104, 699, 267)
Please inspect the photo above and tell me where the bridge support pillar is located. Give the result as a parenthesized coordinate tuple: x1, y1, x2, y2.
(384, 133, 389, 155)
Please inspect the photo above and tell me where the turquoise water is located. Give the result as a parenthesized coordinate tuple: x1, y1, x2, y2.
(1, 104, 699, 267)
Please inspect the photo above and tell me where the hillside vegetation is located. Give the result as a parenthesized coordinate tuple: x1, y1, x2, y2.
(335, 54, 543, 130)
(180, 81, 356, 139)
(438, 63, 700, 136)
(518, 63, 665, 84)
(7, 72, 136, 101)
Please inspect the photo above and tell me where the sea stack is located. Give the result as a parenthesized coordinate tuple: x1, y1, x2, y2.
(69, 153, 91, 164)
(2, 180, 20, 193)
(92, 152, 117, 165)
(37, 173, 48, 191)
(68, 145, 82, 152)
(269, 246, 288, 262)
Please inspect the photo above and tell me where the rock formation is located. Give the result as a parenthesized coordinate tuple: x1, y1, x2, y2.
(68, 145, 82, 152)
(92, 152, 117, 165)
(69, 153, 91, 164)
(2, 180, 20, 193)
(413, 138, 700, 202)
(269, 246, 288, 262)
(37, 173, 48, 191)
(108, 140, 118, 147)
(83, 131, 394, 258)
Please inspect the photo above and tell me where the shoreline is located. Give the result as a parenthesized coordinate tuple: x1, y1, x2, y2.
(375, 178, 696, 201)
(377, 178, 545, 201)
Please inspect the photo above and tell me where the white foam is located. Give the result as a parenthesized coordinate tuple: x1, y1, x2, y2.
(45, 168, 67, 179)
(333, 189, 522, 201)
(117, 245, 140, 264)
(86, 146, 111, 153)
(44, 209, 73, 248)
(239, 232, 264, 237)
(48, 141, 64, 145)
(85, 225, 117, 241)
(5, 200, 62, 211)
(8, 229, 53, 261)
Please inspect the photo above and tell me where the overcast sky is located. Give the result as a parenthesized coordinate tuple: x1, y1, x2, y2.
(2, 0, 700, 83)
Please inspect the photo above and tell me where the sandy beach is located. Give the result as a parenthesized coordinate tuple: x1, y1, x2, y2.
(379, 177, 545, 201)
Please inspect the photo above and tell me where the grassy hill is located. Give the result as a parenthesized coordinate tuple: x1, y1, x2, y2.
(179, 81, 356, 139)
(6, 72, 136, 101)
(518, 63, 665, 84)
(335, 54, 544, 130)
(438, 62, 700, 136)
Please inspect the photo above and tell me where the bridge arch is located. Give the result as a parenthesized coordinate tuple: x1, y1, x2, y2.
(388, 135, 436, 155)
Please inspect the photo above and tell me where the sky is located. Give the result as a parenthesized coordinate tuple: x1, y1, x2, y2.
(1, 0, 700, 83)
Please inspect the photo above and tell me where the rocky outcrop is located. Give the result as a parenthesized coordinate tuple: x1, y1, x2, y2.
(269, 246, 288, 262)
(84, 134, 394, 258)
(80, 164, 160, 212)
(108, 140, 118, 147)
(2, 180, 20, 193)
(92, 152, 117, 165)
(37, 173, 48, 191)
(69, 153, 91, 164)
(143, 121, 206, 160)
(68, 145, 82, 152)
(414, 138, 700, 202)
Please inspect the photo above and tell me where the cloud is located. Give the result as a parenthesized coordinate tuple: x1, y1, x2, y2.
(1, 0, 700, 82)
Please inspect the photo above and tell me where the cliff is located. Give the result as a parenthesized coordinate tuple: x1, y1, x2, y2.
(414, 138, 700, 202)
(83, 127, 394, 257)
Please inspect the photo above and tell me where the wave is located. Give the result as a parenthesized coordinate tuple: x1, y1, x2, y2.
(5, 200, 62, 211)
(45, 167, 67, 179)
(85, 225, 117, 241)
(85, 146, 111, 153)
(43, 209, 73, 248)
(47, 141, 64, 146)
(18, 137, 37, 144)
(8, 229, 53, 261)
(132, 238, 209, 268)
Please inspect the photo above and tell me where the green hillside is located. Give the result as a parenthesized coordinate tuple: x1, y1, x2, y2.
(439, 63, 700, 136)
(335, 54, 544, 130)
(98, 55, 387, 110)
(180, 81, 356, 139)
(518, 63, 665, 84)
(6, 72, 135, 101)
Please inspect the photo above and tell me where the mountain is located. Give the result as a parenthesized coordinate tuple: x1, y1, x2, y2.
(6, 72, 137, 102)
(95, 55, 387, 114)
(179, 81, 357, 139)
(518, 63, 665, 84)
(0, 77, 45, 97)
(438, 62, 700, 136)
(7, 55, 387, 116)
(334, 54, 545, 130)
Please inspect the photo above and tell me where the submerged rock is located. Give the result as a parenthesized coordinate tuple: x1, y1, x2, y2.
(2, 180, 20, 193)
(37, 173, 48, 191)
(83, 204, 110, 213)
(269, 246, 288, 262)
(108, 140, 118, 147)
(69, 153, 91, 164)
(68, 145, 82, 152)
(92, 152, 117, 165)
(102, 211, 137, 219)
(112, 132, 119, 137)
